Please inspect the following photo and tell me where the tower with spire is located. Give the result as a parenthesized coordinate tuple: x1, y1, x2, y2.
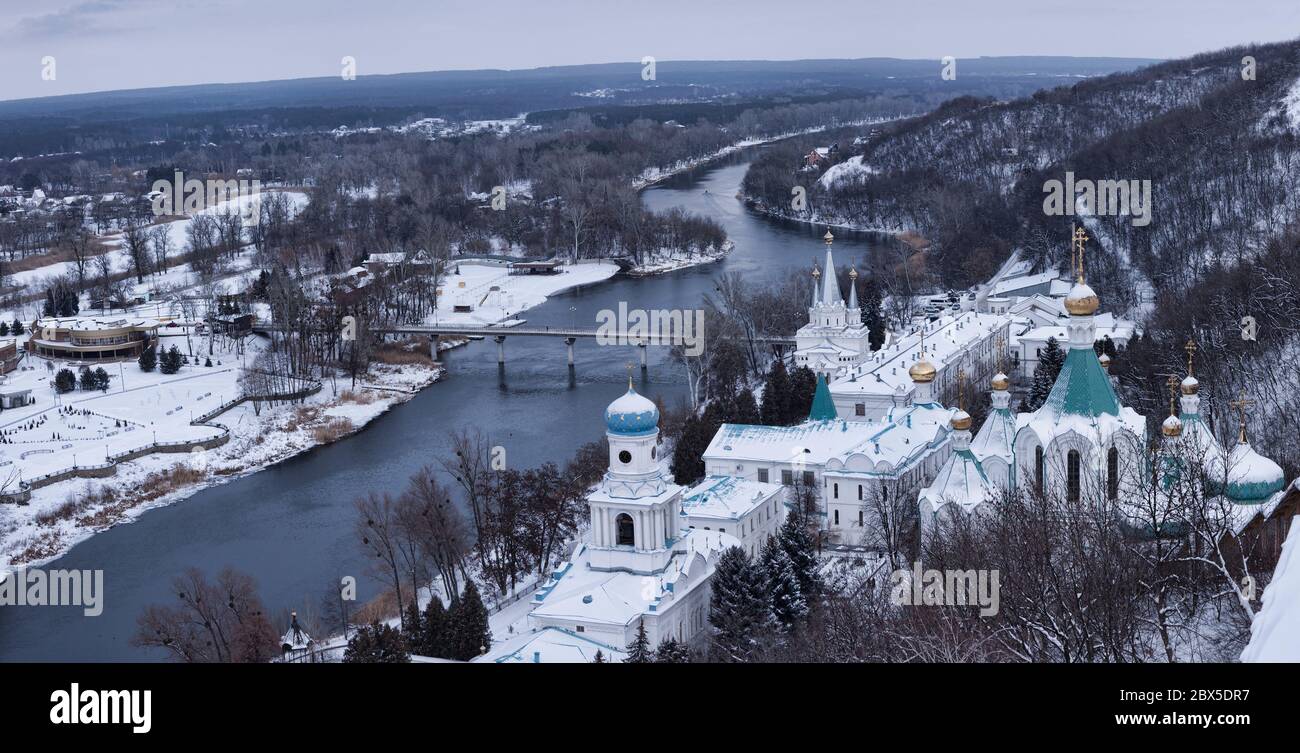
(794, 229, 872, 379)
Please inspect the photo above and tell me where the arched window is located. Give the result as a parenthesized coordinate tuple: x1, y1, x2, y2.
(1034, 446, 1045, 495)
(616, 513, 634, 546)
(1107, 447, 1119, 501)
(1067, 450, 1081, 503)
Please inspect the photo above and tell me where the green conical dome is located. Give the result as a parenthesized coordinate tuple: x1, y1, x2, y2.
(808, 373, 838, 421)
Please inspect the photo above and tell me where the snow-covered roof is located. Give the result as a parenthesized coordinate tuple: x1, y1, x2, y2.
(529, 531, 734, 628)
(991, 270, 1061, 297)
(36, 315, 159, 332)
(1018, 315, 1135, 347)
(971, 406, 1016, 463)
(705, 402, 953, 474)
(830, 312, 1010, 399)
(480, 626, 626, 664)
(920, 448, 995, 512)
(681, 475, 784, 521)
(1242, 501, 1300, 661)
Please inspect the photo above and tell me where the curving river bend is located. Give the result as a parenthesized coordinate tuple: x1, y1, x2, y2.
(0, 152, 892, 661)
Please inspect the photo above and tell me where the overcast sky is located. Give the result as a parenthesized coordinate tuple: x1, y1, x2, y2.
(1, 0, 1296, 101)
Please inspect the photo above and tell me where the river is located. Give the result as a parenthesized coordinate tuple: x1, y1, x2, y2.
(0, 152, 892, 661)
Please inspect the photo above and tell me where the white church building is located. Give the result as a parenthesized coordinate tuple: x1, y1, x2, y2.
(480, 380, 778, 663)
(793, 231, 873, 379)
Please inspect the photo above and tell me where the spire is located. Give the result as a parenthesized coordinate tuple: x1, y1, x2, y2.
(1181, 338, 1199, 395)
(1229, 392, 1254, 444)
(847, 266, 859, 310)
(951, 369, 972, 431)
(820, 230, 842, 305)
(1064, 226, 1099, 319)
(1161, 376, 1183, 437)
(808, 373, 838, 421)
(810, 264, 820, 309)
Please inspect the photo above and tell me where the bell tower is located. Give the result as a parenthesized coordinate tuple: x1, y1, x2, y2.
(588, 376, 683, 574)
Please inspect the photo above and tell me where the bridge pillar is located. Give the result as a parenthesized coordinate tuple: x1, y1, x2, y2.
(565, 337, 576, 366)
(494, 336, 506, 364)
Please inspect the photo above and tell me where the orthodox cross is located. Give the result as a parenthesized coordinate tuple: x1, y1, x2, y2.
(1166, 376, 1179, 417)
(1072, 225, 1090, 283)
(1184, 338, 1197, 377)
(1228, 392, 1254, 443)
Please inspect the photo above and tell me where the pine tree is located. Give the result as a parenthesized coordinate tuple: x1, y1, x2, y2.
(342, 620, 411, 663)
(778, 510, 822, 602)
(420, 595, 449, 658)
(708, 546, 776, 662)
(448, 581, 491, 660)
(593, 650, 606, 663)
(0, 321, 8, 337)
(11, 319, 23, 336)
(761, 537, 808, 629)
(1020, 336, 1065, 412)
(401, 601, 422, 649)
(78, 366, 94, 391)
(759, 359, 791, 425)
(787, 366, 818, 423)
(731, 388, 760, 424)
(159, 345, 183, 375)
(670, 414, 709, 485)
(54, 368, 76, 393)
(861, 275, 887, 351)
(93, 367, 110, 391)
(138, 346, 157, 372)
(652, 636, 690, 663)
(625, 619, 652, 663)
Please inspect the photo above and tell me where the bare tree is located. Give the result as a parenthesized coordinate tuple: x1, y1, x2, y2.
(133, 567, 278, 663)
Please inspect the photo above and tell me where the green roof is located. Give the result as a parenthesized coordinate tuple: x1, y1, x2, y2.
(808, 373, 838, 421)
(1043, 347, 1120, 417)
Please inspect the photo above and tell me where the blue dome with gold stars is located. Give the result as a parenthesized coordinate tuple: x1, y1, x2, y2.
(605, 387, 659, 435)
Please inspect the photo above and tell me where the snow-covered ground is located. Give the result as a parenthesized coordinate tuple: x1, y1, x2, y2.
(0, 337, 442, 576)
(433, 260, 619, 326)
(7, 189, 309, 294)
(633, 117, 901, 190)
(818, 155, 880, 189)
(625, 240, 734, 276)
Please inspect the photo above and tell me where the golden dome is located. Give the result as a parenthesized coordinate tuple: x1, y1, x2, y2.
(1161, 414, 1184, 438)
(909, 359, 936, 383)
(991, 372, 1010, 391)
(950, 409, 972, 431)
(849, 266, 858, 279)
(811, 264, 821, 279)
(1181, 376, 1199, 395)
(1064, 282, 1099, 316)
(1098, 353, 1111, 370)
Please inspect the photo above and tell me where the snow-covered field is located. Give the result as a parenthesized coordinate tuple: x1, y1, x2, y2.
(434, 260, 619, 326)
(0, 338, 442, 576)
